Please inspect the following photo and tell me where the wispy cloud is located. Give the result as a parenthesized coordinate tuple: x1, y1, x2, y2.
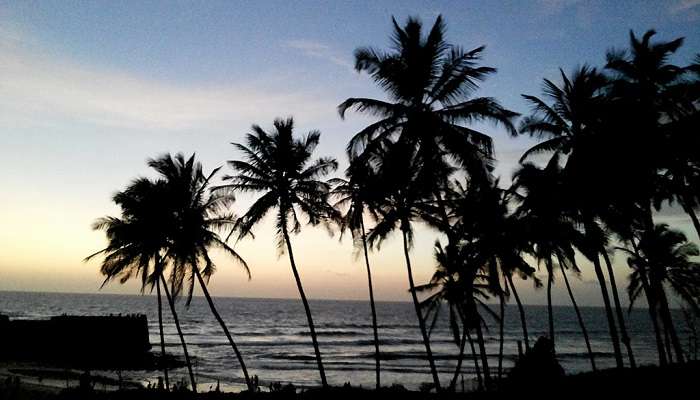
(283, 39, 353, 70)
(669, 0, 700, 19)
(669, 0, 700, 13)
(0, 28, 336, 131)
(536, 0, 583, 16)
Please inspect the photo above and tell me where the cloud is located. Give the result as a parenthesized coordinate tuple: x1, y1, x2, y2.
(536, 0, 583, 16)
(283, 39, 353, 70)
(669, 0, 700, 13)
(669, 0, 700, 20)
(0, 28, 337, 131)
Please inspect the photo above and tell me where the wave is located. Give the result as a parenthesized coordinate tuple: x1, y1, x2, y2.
(295, 330, 364, 336)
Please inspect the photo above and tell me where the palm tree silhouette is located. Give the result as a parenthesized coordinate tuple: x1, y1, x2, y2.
(363, 139, 444, 390)
(147, 153, 254, 391)
(447, 178, 535, 379)
(512, 155, 597, 370)
(518, 66, 631, 368)
(330, 161, 382, 389)
(339, 15, 517, 255)
(418, 241, 495, 391)
(621, 224, 700, 363)
(86, 178, 197, 392)
(339, 15, 517, 389)
(607, 31, 700, 240)
(215, 117, 338, 387)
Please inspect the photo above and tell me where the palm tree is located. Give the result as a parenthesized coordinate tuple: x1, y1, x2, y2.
(339, 16, 517, 389)
(605, 30, 695, 233)
(512, 156, 597, 370)
(147, 153, 254, 391)
(621, 224, 700, 363)
(518, 66, 630, 368)
(86, 178, 197, 392)
(364, 139, 443, 390)
(447, 178, 535, 378)
(418, 241, 496, 391)
(330, 161, 382, 389)
(215, 117, 338, 387)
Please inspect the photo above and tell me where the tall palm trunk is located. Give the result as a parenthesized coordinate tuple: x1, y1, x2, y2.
(473, 316, 492, 390)
(639, 271, 668, 366)
(281, 221, 328, 387)
(655, 282, 685, 363)
(556, 253, 596, 371)
(450, 320, 468, 391)
(156, 280, 170, 390)
(600, 249, 636, 368)
(497, 282, 505, 380)
(401, 228, 441, 391)
(663, 323, 675, 363)
(583, 217, 623, 368)
(506, 274, 529, 351)
(160, 275, 197, 392)
(193, 268, 253, 391)
(360, 220, 381, 389)
(465, 325, 483, 391)
(589, 252, 624, 368)
(545, 257, 555, 347)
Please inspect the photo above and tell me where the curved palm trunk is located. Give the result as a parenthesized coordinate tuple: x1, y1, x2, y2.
(450, 321, 468, 391)
(401, 228, 441, 391)
(590, 253, 624, 368)
(281, 223, 328, 387)
(360, 220, 381, 390)
(600, 249, 636, 368)
(663, 324, 674, 363)
(640, 272, 668, 366)
(506, 274, 529, 351)
(583, 218, 624, 369)
(656, 283, 685, 363)
(160, 275, 197, 392)
(193, 268, 253, 391)
(473, 317, 492, 390)
(466, 326, 483, 391)
(497, 284, 505, 380)
(556, 254, 596, 371)
(546, 257, 555, 347)
(156, 280, 170, 390)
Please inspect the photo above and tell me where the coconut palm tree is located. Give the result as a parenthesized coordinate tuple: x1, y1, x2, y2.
(215, 117, 338, 387)
(418, 241, 496, 391)
(518, 66, 631, 368)
(338, 15, 517, 170)
(339, 15, 517, 251)
(330, 160, 382, 389)
(339, 16, 517, 387)
(512, 155, 597, 370)
(147, 153, 254, 391)
(447, 178, 536, 378)
(360, 138, 444, 389)
(621, 224, 700, 363)
(605, 30, 695, 233)
(86, 178, 197, 392)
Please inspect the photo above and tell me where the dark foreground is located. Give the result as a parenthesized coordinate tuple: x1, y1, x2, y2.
(1, 362, 698, 400)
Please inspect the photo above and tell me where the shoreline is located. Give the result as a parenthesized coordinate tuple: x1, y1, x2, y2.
(1, 362, 698, 398)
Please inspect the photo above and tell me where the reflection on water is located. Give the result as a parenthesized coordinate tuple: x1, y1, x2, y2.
(0, 291, 677, 391)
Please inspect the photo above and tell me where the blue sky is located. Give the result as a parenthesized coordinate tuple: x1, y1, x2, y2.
(0, 0, 699, 304)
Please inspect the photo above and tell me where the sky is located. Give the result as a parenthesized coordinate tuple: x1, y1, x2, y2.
(0, 0, 699, 305)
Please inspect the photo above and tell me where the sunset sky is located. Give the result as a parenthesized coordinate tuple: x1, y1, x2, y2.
(1, 0, 699, 305)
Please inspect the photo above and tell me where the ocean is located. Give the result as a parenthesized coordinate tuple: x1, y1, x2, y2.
(0, 291, 683, 391)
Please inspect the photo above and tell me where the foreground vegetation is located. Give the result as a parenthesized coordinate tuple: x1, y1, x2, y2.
(87, 15, 700, 393)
